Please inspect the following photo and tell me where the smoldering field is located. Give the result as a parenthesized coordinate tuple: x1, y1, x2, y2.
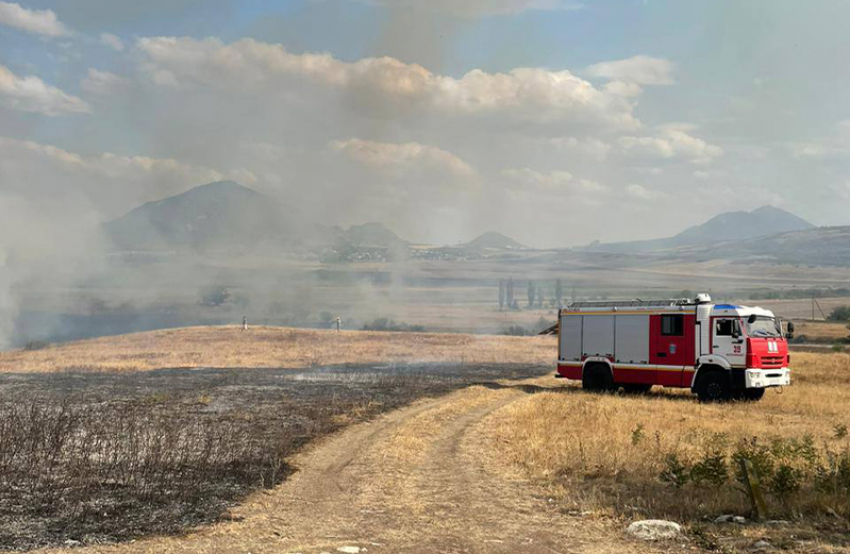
(11, 245, 850, 351)
(0, 350, 551, 551)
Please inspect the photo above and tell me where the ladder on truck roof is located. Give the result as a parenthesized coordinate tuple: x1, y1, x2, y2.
(566, 298, 696, 309)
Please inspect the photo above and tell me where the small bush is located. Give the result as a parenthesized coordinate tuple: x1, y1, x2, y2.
(631, 424, 645, 446)
(660, 453, 690, 488)
(732, 438, 776, 486)
(828, 305, 850, 322)
(814, 449, 850, 494)
(690, 449, 728, 486)
(770, 464, 803, 497)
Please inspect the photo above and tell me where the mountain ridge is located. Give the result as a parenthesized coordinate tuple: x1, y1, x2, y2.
(585, 205, 814, 253)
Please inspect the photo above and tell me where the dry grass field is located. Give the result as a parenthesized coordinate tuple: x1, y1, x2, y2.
(0, 326, 556, 373)
(793, 320, 850, 343)
(489, 352, 850, 549)
(3, 326, 849, 553)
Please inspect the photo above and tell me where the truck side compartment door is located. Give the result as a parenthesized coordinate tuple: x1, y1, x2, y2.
(651, 314, 695, 386)
(613, 315, 653, 384)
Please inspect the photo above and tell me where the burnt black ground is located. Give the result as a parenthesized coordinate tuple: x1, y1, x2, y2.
(0, 363, 551, 551)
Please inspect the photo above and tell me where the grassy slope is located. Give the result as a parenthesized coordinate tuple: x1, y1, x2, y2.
(488, 351, 850, 546)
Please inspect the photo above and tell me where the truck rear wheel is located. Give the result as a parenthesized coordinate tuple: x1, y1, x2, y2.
(741, 387, 765, 401)
(696, 371, 732, 402)
(582, 364, 614, 392)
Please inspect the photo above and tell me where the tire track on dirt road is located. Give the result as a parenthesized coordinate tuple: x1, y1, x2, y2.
(42, 380, 659, 554)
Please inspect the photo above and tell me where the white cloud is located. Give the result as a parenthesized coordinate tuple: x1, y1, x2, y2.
(350, 0, 583, 17)
(586, 55, 675, 85)
(625, 183, 664, 200)
(80, 68, 130, 95)
(789, 142, 848, 160)
(99, 32, 125, 52)
(547, 136, 611, 161)
(618, 126, 722, 164)
(502, 168, 608, 198)
(0, 64, 89, 115)
(331, 138, 474, 177)
(0, 136, 256, 213)
(0, 1, 68, 36)
(136, 37, 640, 130)
(786, 119, 850, 160)
(633, 166, 664, 176)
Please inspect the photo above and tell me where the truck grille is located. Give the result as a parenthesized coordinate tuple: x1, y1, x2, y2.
(760, 356, 785, 368)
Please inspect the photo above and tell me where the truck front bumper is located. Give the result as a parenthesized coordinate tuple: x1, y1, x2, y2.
(744, 367, 790, 389)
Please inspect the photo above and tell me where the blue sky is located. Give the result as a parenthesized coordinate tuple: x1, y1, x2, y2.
(1, 0, 849, 246)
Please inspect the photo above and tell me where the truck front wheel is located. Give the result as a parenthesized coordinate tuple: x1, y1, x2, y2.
(696, 371, 732, 402)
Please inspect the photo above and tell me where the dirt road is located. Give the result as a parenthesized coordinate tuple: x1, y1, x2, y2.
(44, 380, 661, 554)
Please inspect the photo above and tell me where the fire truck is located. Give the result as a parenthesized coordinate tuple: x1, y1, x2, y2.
(556, 294, 793, 401)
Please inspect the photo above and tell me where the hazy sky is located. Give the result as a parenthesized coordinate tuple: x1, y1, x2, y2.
(2, 0, 849, 247)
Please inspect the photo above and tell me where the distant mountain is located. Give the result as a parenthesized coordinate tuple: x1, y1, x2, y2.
(675, 206, 814, 243)
(586, 206, 814, 253)
(463, 231, 527, 251)
(693, 225, 850, 267)
(104, 181, 294, 253)
(104, 182, 412, 255)
(342, 222, 406, 248)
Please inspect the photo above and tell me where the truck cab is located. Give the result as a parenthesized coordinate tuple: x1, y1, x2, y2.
(697, 303, 791, 399)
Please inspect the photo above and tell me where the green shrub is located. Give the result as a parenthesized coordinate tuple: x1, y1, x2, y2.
(660, 453, 690, 488)
(631, 424, 645, 446)
(732, 438, 776, 486)
(828, 305, 850, 321)
(770, 463, 803, 497)
(814, 448, 850, 494)
(690, 449, 728, 486)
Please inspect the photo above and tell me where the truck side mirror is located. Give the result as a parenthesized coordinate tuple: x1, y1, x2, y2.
(786, 321, 795, 340)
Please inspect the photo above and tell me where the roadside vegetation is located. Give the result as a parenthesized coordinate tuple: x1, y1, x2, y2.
(489, 352, 850, 548)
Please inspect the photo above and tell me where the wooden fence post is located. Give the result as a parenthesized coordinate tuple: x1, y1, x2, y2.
(739, 458, 768, 521)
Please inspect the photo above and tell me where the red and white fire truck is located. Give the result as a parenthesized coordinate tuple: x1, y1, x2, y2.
(556, 294, 793, 401)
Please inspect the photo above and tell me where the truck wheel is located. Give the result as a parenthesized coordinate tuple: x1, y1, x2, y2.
(582, 364, 613, 392)
(621, 383, 653, 395)
(696, 371, 732, 402)
(742, 388, 765, 401)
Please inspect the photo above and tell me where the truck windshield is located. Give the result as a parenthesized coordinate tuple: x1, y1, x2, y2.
(746, 316, 781, 338)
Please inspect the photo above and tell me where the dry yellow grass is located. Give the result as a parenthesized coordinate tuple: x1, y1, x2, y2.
(488, 352, 850, 526)
(794, 320, 850, 342)
(0, 326, 556, 373)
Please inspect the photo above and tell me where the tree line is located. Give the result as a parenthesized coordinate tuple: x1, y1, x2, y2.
(498, 278, 573, 310)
